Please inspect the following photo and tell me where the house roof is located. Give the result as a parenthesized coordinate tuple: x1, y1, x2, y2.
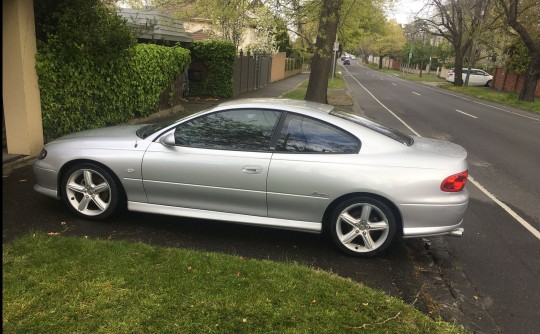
(117, 7, 193, 43)
(191, 29, 211, 41)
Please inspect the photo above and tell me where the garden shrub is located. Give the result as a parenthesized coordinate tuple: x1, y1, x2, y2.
(36, 44, 190, 140)
(189, 40, 236, 98)
(34, 0, 190, 140)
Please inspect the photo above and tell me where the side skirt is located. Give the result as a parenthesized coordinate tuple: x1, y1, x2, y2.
(128, 202, 323, 233)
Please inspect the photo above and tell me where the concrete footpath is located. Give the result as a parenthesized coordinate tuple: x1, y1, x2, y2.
(3, 72, 316, 166)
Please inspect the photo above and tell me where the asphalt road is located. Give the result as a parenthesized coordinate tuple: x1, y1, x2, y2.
(341, 61, 540, 334)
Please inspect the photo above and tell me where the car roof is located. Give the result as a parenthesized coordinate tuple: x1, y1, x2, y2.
(212, 98, 335, 115)
(450, 68, 485, 71)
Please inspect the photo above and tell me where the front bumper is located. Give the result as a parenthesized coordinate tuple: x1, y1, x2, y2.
(33, 165, 60, 199)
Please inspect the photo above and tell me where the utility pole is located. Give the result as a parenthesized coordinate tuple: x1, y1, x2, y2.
(332, 36, 339, 81)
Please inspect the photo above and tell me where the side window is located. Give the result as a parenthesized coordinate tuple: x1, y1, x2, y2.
(174, 109, 281, 151)
(275, 114, 359, 153)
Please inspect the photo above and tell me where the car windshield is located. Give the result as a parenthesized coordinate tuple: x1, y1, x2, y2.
(136, 109, 210, 139)
(330, 109, 414, 146)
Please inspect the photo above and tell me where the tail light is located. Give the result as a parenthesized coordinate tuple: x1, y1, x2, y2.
(441, 170, 468, 192)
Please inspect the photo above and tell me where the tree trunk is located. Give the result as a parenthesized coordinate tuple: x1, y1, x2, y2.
(305, 0, 344, 104)
(454, 50, 464, 86)
(498, 0, 539, 101)
(378, 55, 383, 69)
(519, 52, 540, 102)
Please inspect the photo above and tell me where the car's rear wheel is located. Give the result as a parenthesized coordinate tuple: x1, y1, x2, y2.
(330, 196, 396, 257)
(61, 163, 121, 220)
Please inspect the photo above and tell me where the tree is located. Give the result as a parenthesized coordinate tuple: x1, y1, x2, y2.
(337, 0, 386, 49)
(497, 0, 540, 101)
(304, 0, 345, 103)
(267, 0, 384, 103)
(419, 0, 490, 87)
(34, 0, 135, 63)
(152, 0, 255, 50)
(372, 20, 406, 70)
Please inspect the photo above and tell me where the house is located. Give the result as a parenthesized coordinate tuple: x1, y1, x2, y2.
(116, 7, 193, 47)
(157, 3, 259, 51)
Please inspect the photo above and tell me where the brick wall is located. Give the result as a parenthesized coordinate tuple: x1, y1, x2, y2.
(492, 68, 540, 97)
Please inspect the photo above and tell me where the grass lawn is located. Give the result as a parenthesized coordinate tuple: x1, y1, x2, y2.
(281, 74, 352, 106)
(439, 84, 540, 113)
(3, 234, 469, 334)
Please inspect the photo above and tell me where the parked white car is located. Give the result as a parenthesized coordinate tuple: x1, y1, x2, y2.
(446, 68, 493, 87)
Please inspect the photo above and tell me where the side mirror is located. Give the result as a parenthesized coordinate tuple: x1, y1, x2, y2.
(159, 133, 176, 147)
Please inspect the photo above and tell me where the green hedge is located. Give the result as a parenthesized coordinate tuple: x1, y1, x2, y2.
(36, 44, 190, 140)
(189, 40, 236, 98)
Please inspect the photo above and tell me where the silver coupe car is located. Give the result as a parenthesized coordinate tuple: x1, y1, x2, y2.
(33, 98, 469, 256)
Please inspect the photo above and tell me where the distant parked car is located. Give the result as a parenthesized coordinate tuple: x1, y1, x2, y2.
(446, 68, 493, 87)
(343, 59, 351, 65)
(33, 98, 469, 257)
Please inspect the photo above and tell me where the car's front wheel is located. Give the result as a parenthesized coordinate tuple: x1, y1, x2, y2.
(61, 163, 121, 220)
(330, 196, 397, 257)
(485, 80, 492, 87)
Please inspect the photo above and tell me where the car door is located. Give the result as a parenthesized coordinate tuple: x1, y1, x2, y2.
(267, 113, 360, 223)
(468, 70, 482, 85)
(142, 108, 281, 217)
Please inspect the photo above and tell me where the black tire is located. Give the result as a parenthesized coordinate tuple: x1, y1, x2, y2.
(486, 80, 492, 87)
(329, 196, 397, 257)
(61, 163, 121, 220)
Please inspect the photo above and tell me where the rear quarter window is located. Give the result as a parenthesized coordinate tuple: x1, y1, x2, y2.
(330, 109, 414, 146)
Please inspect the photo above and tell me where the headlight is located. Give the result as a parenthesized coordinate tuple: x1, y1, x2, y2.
(37, 148, 47, 160)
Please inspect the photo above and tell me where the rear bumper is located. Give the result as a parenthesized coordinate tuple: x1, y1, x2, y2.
(400, 194, 468, 238)
(402, 220, 464, 238)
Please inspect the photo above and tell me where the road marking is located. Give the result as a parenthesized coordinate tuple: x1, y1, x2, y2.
(470, 100, 540, 121)
(402, 81, 540, 122)
(344, 65, 540, 240)
(468, 177, 540, 240)
(345, 68, 420, 136)
(392, 83, 397, 86)
(412, 91, 421, 96)
(456, 109, 478, 119)
(358, 67, 540, 122)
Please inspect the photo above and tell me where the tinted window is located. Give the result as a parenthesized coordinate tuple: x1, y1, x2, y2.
(275, 114, 359, 153)
(174, 109, 280, 151)
(330, 109, 413, 146)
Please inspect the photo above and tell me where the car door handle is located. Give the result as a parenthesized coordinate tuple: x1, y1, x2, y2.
(242, 166, 263, 174)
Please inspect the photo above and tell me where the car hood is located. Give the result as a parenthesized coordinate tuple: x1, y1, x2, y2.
(58, 125, 145, 140)
(46, 124, 147, 151)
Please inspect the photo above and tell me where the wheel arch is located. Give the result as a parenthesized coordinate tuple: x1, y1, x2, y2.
(322, 192, 403, 236)
(57, 159, 127, 205)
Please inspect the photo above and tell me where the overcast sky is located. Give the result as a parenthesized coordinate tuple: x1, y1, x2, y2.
(386, 0, 428, 25)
